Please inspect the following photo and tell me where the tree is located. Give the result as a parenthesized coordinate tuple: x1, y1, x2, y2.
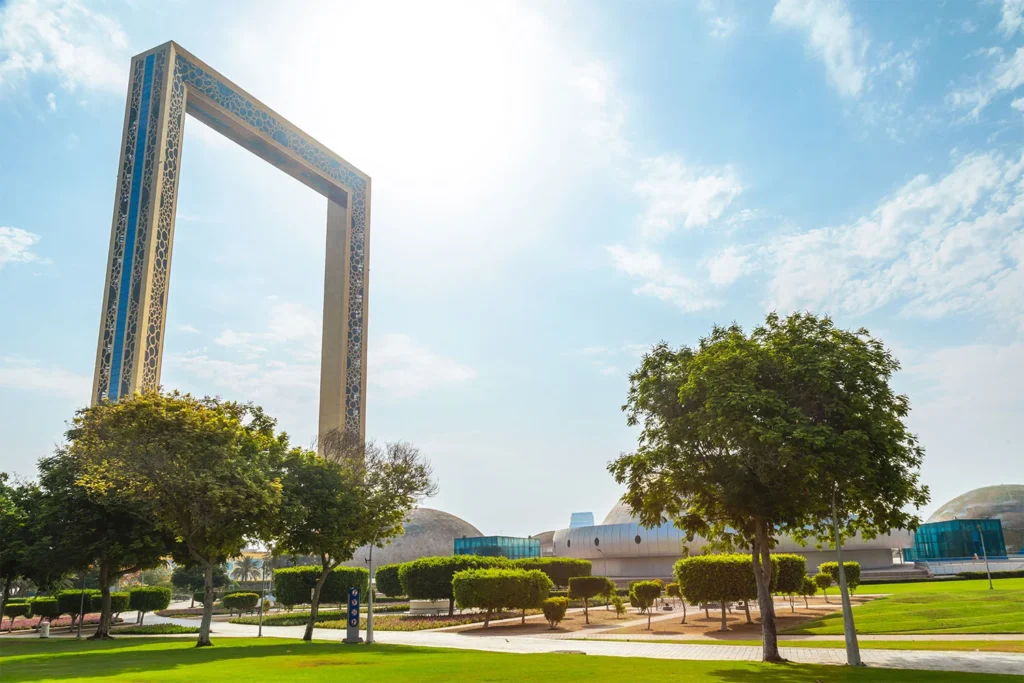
(610, 594, 626, 618)
(272, 565, 368, 607)
(0, 475, 35, 621)
(172, 565, 228, 607)
(666, 582, 686, 623)
(231, 557, 261, 582)
(36, 449, 173, 639)
(400, 556, 511, 616)
(451, 568, 551, 627)
(30, 597, 60, 624)
(813, 573, 833, 603)
(799, 576, 817, 608)
(129, 586, 171, 625)
(773, 554, 807, 614)
(512, 558, 591, 588)
(222, 592, 260, 616)
(374, 563, 404, 598)
(600, 577, 617, 610)
(818, 561, 860, 594)
(609, 312, 928, 663)
(542, 596, 568, 628)
(568, 576, 607, 624)
(71, 392, 287, 647)
(631, 580, 662, 630)
(675, 555, 759, 632)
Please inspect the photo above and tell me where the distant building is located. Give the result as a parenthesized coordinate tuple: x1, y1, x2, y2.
(927, 485, 1024, 555)
(904, 519, 1007, 561)
(569, 512, 595, 528)
(454, 536, 540, 559)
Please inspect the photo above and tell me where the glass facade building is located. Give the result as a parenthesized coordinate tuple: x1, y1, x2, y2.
(569, 512, 595, 528)
(454, 536, 541, 559)
(904, 519, 1007, 561)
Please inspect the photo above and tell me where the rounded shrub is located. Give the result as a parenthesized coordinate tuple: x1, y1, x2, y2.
(542, 596, 568, 629)
(222, 592, 260, 614)
(129, 586, 171, 624)
(818, 561, 860, 593)
(273, 566, 369, 607)
(813, 572, 834, 602)
(89, 592, 130, 616)
(674, 554, 759, 631)
(512, 558, 591, 588)
(399, 555, 512, 615)
(452, 568, 551, 627)
(29, 597, 59, 621)
(630, 580, 663, 629)
(3, 601, 31, 620)
(799, 575, 817, 608)
(56, 589, 100, 623)
(666, 582, 681, 600)
(773, 554, 806, 596)
(374, 563, 405, 598)
(568, 575, 609, 624)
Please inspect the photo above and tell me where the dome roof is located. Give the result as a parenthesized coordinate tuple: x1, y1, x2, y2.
(602, 501, 641, 526)
(927, 485, 1024, 554)
(342, 507, 482, 567)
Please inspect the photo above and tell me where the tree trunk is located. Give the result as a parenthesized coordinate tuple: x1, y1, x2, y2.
(752, 521, 784, 663)
(89, 565, 113, 640)
(448, 597, 454, 617)
(704, 604, 709, 619)
(647, 609, 652, 630)
(0, 581, 9, 632)
(196, 564, 215, 647)
(139, 611, 146, 626)
(719, 601, 727, 631)
(680, 601, 686, 624)
(803, 595, 809, 609)
(484, 608, 491, 628)
(790, 595, 795, 614)
(583, 598, 589, 624)
(303, 564, 332, 642)
(521, 608, 526, 624)
(743, 599, 752, 624)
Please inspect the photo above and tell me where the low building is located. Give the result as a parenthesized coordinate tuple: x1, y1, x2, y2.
(454, 535, 540, 559)
(904, 519, 1007, 561)
(569, 512, 595, 528)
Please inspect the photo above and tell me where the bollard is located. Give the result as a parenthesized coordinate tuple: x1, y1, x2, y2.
(40, 622, 50, 639)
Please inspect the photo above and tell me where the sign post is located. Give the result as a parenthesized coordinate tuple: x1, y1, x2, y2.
(343, 587, 363, 644)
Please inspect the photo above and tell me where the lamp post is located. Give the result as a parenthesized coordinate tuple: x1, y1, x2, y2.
(365, 531, 379, 644)
(976, 522, 993, 590)
(257, 557, 268, 638)
(75, 571, 86, 640)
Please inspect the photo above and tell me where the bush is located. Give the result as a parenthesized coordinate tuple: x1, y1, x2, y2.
(3, 601, 31, 622)
(542, 596, 568, 629)
(116, 623, 201, 635)
(818, 561, 860, 593)
(452, 568, 552, 627)
(666, 582, 681, 600)
(610, 594, 626, 618)
(630, 580, 662, 630)
(273, 566, 370, 608)
(773, 554, 806, 596)
(813, 572, 833, 602)
(129, 587, 171, 625)
(29, 597, 59, 621)
(374, 563, 405, 598)
(674, 555, 760, 631)
(55, 589, 100, 625)
(799, 575, 817, 608)
(399, 555, 512, 615)
(568, 575, 608, 624)
(222, 592, 260, 615)
(512, 558, 591, 587)
(90, 592, 130, 616)
(957, 569, 1024, 580)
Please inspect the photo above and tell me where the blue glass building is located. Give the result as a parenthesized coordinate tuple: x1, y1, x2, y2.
(569, 512, 595, 528)
(454, 536, 541, 559)
(904, 519, 1007, 561)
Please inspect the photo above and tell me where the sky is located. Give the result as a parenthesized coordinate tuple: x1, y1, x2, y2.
(1, 0, 1023, 539)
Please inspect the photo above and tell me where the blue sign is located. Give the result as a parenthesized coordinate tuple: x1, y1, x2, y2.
(343, 587, 362, 644)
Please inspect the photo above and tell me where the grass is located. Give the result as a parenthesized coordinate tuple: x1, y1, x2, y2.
(0, 637, 1017, 682)
(785, 589, 1024, 635)
(586, 639, 1024, 653)
(857, 578, 1024, 595)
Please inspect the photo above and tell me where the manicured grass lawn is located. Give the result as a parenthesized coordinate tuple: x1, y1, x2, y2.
(0, 637, 1016, 682)
(860, 578, 1024, 595)
(594, 639, 1024, 653)
(785, 590, 1024, 635)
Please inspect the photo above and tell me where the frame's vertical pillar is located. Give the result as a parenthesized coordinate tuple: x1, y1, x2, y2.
(92, 43, 176, 404)
(318, 198, 351, 446)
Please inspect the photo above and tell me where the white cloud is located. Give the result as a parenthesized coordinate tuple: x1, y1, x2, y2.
(0, 357, 90, 401)
(697, 0, 737, 39)
(999, 0, 1024, 37)
(215, 301, 320, 359)
(1012, 97, 1024, 112)
(705, 246, 752, 286)
(633, 155, 743, 238)
(760, 151, 1024, 327)
(45, 91, 55, 111)
(961, 19, 978, 35)
(0, 0, 129, 93)
(571, 61, 630, 159)
(369, 333, 477, 399)
(176, 324, 201, 335)
(947, 47, 1024, 119)
(606, 245, 718, 312)
(772, 0, 869, 98)
(0, 226, 45, 267)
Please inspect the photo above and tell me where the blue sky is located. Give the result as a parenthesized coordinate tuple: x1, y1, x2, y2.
(2, 0, 1023, 538)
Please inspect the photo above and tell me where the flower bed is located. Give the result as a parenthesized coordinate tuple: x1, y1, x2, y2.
(0, 614, 121, 632)
(114, 623, 200, 635)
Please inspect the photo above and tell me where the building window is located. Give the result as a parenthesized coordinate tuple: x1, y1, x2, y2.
(634, 535, 642, 545)
(594, 537, 600, 546)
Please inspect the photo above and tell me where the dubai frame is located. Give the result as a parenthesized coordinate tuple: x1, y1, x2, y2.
(91, 41, 371, 442)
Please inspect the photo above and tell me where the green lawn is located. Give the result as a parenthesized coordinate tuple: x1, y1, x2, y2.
(0, 637, 1016, 682)
(860, 578, 1024, 595)
(786, 589, 1024, 635)
(591, 639, 1024, 653)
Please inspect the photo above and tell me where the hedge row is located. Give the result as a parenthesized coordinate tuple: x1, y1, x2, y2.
(511, 558, 591, 587)
(399, 556, 512, 614)
(222, 592, 260, 613)
(273, 566, 369, 607)
(374, 564, 404, 598)
(452, 568, 552, 627)
(958, 570, 1024, 580)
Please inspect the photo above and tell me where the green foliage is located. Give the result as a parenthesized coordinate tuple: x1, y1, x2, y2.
(56, 589, 99, 619)
(800, 576, 818, 598)
(630, 580, 662, 608)
(374, 563, 405, 597)
(818, 561, 861, 593)
(273, 565, 369, 606)
(231, 557, 262, 582)
(674, 555, 758, 605)
(172, 565, 228, 593)
(959, 570, 1024, 579)
(90, 592, 130, 614)
(129, 586, 171, 614)
(611, 594, 626, 617)
(29, 597, 59, 620)
(452, 568, 551, 627)
(773, 554, 807, 595)
(222, 592, 260, 613)
(813, 572, 833, 600)
(541, 596, 568, 628)
(399, 555, 511, 606)
(512, 558, 591, 588)
(115, 623, 200, 635)
(567, 575, 608, 601)
(3, 601, 30, 619)
(666, 582, 681, 599)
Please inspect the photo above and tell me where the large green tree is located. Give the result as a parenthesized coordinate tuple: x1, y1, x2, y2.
(609, 312, 927, 663)
(0, 475, 40, 618)
(72, 392, 287, 647)
(36, 450, 173, 639)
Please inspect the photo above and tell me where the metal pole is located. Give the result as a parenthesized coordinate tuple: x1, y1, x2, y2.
(257, 558, 267, 637)
(76, 572, 86, 640)
(366, 533, 377, 644)
(832, 488, 862, 666)
(978, 523, 993, 590)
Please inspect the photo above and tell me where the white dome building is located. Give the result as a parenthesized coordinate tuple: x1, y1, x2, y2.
(343, 507, 482, 568)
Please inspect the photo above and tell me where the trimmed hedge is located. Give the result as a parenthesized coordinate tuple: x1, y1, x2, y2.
(222, 592, 260, 614)
(273, 565, 369, 607)
(799, 575, 817, 607)
(568, 575, 609, 624)
(958, 570, 1024, 580)
(666, 582, 681, 599)
(452, 568, 552, 627)
(542, 596, 568, 629)
(129, 587, 171, 622)
(90, 592, 130, 615)
(818, 561, 860, 593)
(773, 554, 807, 595)
(3, 602, 31, 620)
(630, 580, 663, 628)
(374, 563, 404, 598)
(512, 558, 591, 588)
(192, 590, 227, 605)
(29, 597, 59, 621)
(399, 556, 512, 614)
(56, 589, 100, 621)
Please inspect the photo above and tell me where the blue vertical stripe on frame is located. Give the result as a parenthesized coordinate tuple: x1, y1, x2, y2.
(109, 53, 155, 401)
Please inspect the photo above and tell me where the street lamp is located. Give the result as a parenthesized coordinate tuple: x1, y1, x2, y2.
(365, 531, 380, 644)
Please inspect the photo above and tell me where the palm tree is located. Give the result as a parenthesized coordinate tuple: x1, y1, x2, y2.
(231, 557, 261, 582)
